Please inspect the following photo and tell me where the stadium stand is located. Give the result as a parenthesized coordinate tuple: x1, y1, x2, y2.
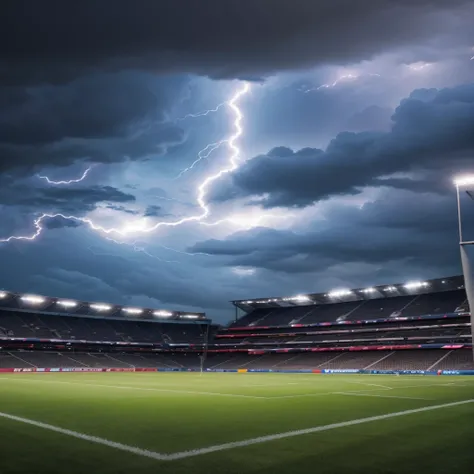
(0, 275, 473, 372)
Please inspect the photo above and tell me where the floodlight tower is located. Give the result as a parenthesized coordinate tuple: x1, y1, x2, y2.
(454, 176, 474, 360)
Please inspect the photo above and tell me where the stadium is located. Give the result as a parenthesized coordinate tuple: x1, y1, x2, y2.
(2, 4, 474, 471)
(1, 271, 474, 473)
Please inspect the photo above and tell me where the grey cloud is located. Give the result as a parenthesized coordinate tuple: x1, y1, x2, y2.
(144, 205, 169, 217)
(214, 83, 474, 208)
(0, 71, 187, 175)
(1, 1, 472, 84)
(0, 185, 136, 214)
(0, 122, 185, 175)
(105, 204, 140, 215)
(0, 73, 172, 146)
(190, 190, 471, 275)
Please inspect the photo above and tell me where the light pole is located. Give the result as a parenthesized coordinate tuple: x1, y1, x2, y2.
(454, 176, 474, 361)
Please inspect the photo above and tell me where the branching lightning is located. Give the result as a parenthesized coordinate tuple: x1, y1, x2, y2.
(174, 139, 228, 179)
(1, 82, 252, 244)
(302, 73, 381, 93)
(176, 102, 226, 121)
(37, 166, 93, 185)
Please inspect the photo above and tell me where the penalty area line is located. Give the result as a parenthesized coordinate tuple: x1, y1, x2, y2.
(0, 399, 472, 461)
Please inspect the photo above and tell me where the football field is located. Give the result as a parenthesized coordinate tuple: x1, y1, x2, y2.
(1, 372, 473, 474)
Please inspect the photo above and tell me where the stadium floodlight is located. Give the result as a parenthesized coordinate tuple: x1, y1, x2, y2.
(90, 303, 112, 312)
(384, 286, 397, 292)
(123, 307, 143, 315)
(328, 289, 352, 298)
(243, 300, 254, 304)
(0, 291, 7, 298)
(183, 314, 199, 319)
(404, 281, 429, 290)
(21, 295, 46, 304)
(361, 287, 376, 293)
(293, 294, 310, 302)
(57, 300, 77, 308)
(153, 310, 173, 317)
(453, 175, 474, 187)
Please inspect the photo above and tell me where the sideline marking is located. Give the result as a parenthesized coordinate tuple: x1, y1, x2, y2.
(1, 378, 266, 399)
(0, 399, 472, 461)
(0, 411, 167, 460)
(166, 399, 474, 460)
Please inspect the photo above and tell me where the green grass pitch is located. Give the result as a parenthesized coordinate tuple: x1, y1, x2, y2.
(0, 372, 473, 474)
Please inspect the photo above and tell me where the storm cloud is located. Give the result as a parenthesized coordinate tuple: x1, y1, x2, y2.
(1, 1, 473, 84)
(213, 83, 474, 208)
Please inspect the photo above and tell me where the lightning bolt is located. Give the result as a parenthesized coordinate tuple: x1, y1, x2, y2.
(37, 166, 93, 185)
(302, 73, 380, 93)
(200, 213, 292, 229)
(1, 82, 251, 244)
(174, 139, 228, 179)
(176, 102, 226, 121)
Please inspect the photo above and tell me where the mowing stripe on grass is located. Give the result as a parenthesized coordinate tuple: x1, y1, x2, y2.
(334, 392, 429, 400)
(0, 399, 472, 461)
(1, 378, 266, 399)
(166, 399, 474, 460)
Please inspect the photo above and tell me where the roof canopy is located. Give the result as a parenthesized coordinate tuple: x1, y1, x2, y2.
(232, 275, 465, 311)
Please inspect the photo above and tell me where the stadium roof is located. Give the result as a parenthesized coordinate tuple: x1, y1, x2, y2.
(231, 275, 465, 311)
(0, 290, 209, 324)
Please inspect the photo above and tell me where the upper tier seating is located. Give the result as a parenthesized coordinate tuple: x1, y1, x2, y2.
(232, 289, 469, 328)
(0, 309, 207, 344)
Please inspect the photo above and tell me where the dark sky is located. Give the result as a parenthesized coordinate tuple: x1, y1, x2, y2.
(1, 1, 474, 322)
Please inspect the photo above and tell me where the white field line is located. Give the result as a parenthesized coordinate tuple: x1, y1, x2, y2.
(166, 399, 474, 460)
(3, 376, 472, 401)
(266, 381, 472, 399)
(0, 411, 167, 461)
(1, 400, 472, 461)
(345, 381, 393, 390)
(334, 392, 430, 400)
(0, 378, 267, 400)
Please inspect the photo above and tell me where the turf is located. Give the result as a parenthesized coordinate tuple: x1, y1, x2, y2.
(0, 372, 473, 474)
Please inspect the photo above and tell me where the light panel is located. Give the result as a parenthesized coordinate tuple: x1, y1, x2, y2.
(0, 291, 7, 298)
(123, 308, 143, 315)
(21, 295, 46, 304)
(404, 281, 429, 290)
(90, 303, 112, 312)
(153, 310, 173, 317)
(57, 300, 77, 308)
(328, 289, 352, 298)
